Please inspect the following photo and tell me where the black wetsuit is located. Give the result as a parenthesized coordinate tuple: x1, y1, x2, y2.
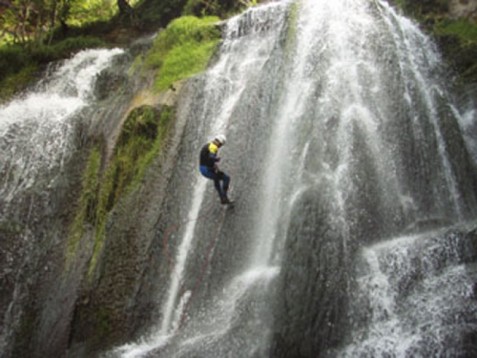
(199, 142, 230, 202)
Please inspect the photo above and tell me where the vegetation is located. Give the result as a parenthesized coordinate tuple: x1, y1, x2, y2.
(394, 0, 477, 83)
(66, 105, 174, 275)
(144, 15, 221, 91)
(0, 1, 137, 46)
(182, 0, 249, 17)
(0, 0, 114, 103)
(284, 1, 299, 56)
(133, 0, 188, 30)
(0, 0, 244, 102)
(0, 35, 105, 102)
(435, 19, 477, 43)
(67, 146, 102, 263)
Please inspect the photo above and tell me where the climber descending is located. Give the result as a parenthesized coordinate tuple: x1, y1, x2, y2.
(199, 134, 233, 205)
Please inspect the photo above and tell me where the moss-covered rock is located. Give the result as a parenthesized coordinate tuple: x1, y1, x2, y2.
(66, 104, 173, 278)
(143, 15, 221, 91)
(64, 103, 176, 354)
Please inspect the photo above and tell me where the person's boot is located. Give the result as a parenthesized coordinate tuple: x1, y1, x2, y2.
(221, 196, 232, 205)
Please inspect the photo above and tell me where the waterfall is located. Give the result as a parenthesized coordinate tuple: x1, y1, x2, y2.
(0, 48, 123, 208)
(340, 229, 477, 357)
(113, 0, 477, 356)
(0, 0, 464, 356)
(0, 48, 124, 356)
(111, 0, 477, 356)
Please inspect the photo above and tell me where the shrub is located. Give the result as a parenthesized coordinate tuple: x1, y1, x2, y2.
(0, 65, 39, 101)
(30, 36, 106, 63)
(0, 45, 30, 79)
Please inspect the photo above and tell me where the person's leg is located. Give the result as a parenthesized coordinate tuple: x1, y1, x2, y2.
(213, 177, 225, 199)
(217, 171, 231, 199)
(222, 172, 230, 194)
(200, 166, 226, 200)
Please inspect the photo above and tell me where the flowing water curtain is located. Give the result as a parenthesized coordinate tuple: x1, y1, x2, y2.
(112, 2, 292, 356)
(0, 48, 123, 210)
(112, 0, 477, 356)
(0, 48, 126, 358)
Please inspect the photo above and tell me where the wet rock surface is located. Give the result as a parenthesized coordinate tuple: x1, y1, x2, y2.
(272, 189, 351, 357)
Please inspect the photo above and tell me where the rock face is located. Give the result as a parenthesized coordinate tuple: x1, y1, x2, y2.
(449, 0, 477, 19)
(272, 189, 351, 357)
(395, 0, 477, 84)
(1, 2, 477, 358)
(0, 41, 188, 357)
(67, 84, 192, 356)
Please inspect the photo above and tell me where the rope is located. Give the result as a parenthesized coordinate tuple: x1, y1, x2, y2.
(161, 198, 217, 275)
(178, 207, 227, 329)
(159, 181, 238, 334)
(156, 137, 242, 334)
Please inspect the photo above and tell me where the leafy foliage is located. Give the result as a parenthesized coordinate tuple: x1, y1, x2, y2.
(67, 0, 117, 27)
(29, 35, 105, 61)
(0, 1, 142, 46)
(182, 0, 244, 17)
(0, 64, 37, 100)
(144, 15, 220, 91)
(1, 0, 76, 46)
(0, 44, 30, 78)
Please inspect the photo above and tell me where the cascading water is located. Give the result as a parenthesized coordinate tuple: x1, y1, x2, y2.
(114, 3, 291, 356)
(339, 229, 477, 357)
(0, 0, 471, 356)
(0, 48, 124, 356)
(0, 48, 123, 208)
(113, 0, 477, 357)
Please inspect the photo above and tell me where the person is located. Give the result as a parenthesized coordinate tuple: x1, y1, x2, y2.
(199, 134, 232, 204)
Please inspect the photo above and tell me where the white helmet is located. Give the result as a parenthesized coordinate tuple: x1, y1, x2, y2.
(214, 134, 227, 145)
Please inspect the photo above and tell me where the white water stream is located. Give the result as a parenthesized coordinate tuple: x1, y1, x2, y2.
(0, 48, 123, 205)
(0, 48, 124, 356)
(112, 0, 477, 356)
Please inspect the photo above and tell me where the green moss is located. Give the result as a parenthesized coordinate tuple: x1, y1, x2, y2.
(85, 105, 174, 277)
(95, 307, 113, 337)
(393, 0, 477, 84)
(435, 19, 477, 43)
(433, 19, 477, 83)
(285, 2, 299, 57)
(156, 40, 218, 89)
(0, 220, 23, 236)
(30, 36, 106, 64)
(66, 107, 173, 276)
(144, 15, 221, 91)
(396, 0, 448, 19)
(0, 65, 38, 102)
(67, 148, 102, 264)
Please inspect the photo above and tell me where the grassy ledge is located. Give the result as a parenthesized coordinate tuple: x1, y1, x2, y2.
(144, 15, 221, 91)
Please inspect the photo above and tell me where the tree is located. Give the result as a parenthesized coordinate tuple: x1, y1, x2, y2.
(117, 0, 133, 15)
(0, 1, 117, 47)
(0, 0, 69, 46)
